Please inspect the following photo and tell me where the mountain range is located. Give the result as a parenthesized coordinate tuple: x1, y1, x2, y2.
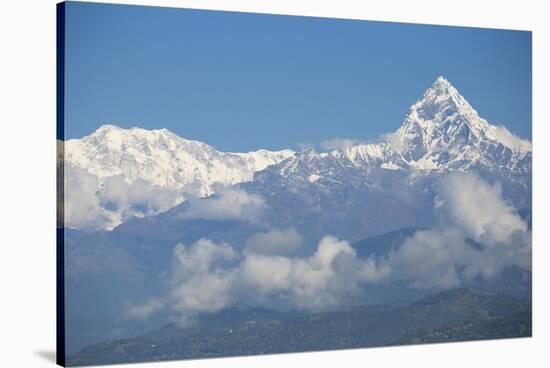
(60, 76, 532, 362)
(60, 76, 531, 231)
(61, 124, 293, 230)
(64, 125, 294, 196)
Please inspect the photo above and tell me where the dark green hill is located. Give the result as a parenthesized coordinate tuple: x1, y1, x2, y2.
(68, 289, 530, 366)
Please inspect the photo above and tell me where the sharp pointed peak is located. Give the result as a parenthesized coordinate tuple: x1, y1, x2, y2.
(396, 76, 486, 143)
(413, 75, 472, 112)
(433, 75, 452, 86)
(428, 75, 459, 94)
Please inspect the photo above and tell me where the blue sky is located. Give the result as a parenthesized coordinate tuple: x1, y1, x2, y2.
(63, 1, 532, 152)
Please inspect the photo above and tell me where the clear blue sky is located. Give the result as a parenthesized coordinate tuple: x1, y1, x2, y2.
(63, 1, 532, 152)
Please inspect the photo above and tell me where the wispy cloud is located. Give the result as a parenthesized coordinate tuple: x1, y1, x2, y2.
(379, 132, 406, 152)
(178, 185, 266, 222)
(320, 138, 363, 151)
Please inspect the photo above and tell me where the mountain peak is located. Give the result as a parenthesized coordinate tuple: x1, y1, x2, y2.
(92, 124, 173, 137)
(428, 76, 465, 103)
(401, 75, 492, 135)
(420, 76, 470, 111)
(432, 75, 452, 89)
(64, 124, 296, 230)
(95, 124, 122, 133)
(388, 76, 531, 166)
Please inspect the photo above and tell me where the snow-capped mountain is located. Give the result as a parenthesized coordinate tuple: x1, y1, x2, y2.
(63, 76, 533, 357)
(243, 77, 532, 240)
(61, 126, 294, 230)
(255, 76, 531, 185)
(61, 76, 531, 232)
(393, 76, 531, 173)
(64, 125, 294, 195)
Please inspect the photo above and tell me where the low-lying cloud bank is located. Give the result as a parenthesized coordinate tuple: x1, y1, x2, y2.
(320, 138, 364, 151)
(62, 164, 266, 231)
(126, 172, 531, 323)
(177, 185, 266, 223)
(129, 234, 361, 323)
(63, 164, 183, 231)
(361, 172, 531, 288)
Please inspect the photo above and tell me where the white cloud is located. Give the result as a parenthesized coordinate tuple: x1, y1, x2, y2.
(245, 227, 304, 256)
(435, 172, 528, 246)
(168, 239, 238, 320)
(63, 169, 265, 231)
(171, 239, 238, 277)
(360, 228, 474, 289)
(102, 176, 180, 214)
(243, 235, 359, 310)
(171, 272, 236, 315)
(179, 185, 266, 222)
(126, 298, 164, 320)
(380, 132, 406, 152)
(126, 239, 238, 324)
(126, 173, 531, 321)
(313, 236, 356, 266)
(361, 172, 532, 289)
(241, 235, 360, 310)
(241, 254, 293, 292)
(100, 175, 182, 227)
(485, 125, 532, 151)
(320, 138, 363, 151)
(128, 236, 363, 322)
(62, 164, 183, 231)
(63, 164, 112, 231)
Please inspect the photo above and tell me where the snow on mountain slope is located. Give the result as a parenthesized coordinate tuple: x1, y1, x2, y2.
(65, 125, 294, 195)
(61, 126, 294, 230)
(247, 76, 532, 232)
(61, 76, 531, 232)
(262, 76, 531, 182)
(392, 76, 531, 173)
